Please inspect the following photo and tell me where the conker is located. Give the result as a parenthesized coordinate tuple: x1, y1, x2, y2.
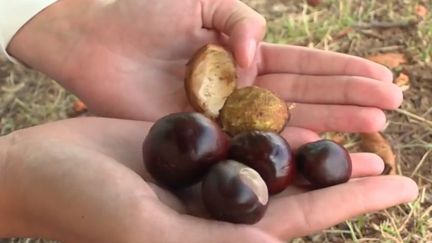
(143, 112, 229, 189)
(202, 160, 268, 224)
(295, 139, 352, 188)
(228, 131, 295, 194)
(220, 86, 289, 136)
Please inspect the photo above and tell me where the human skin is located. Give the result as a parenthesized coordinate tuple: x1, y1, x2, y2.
(8, 0, 402, 129)
(2, 0, 417, 242)
(0, 118, 418, 242)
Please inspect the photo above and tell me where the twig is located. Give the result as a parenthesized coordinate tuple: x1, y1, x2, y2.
(417, 174, 432, 184)
(348, 38, 357, 54)
(395, 108, 432, 127)
(369, 45, 405, 52)
(357, 29, 386, 40)
(345, 221, 359, 242)
(422, 106, 432, 117)
(397, 202, 415, 232)
(410, 149, 432, 178)
(353, 19, 418, 29)
(383, 210, 403, 242)
(396, 144, 432, 149)
(420, 205, 432, 219)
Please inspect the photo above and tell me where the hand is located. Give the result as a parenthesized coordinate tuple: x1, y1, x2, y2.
(8, 0, 402, 134)
(0, 118, 417, 242)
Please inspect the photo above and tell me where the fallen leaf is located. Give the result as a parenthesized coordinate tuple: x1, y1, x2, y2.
(415, 4, 428, 18)
(307, 0, 321, 7)
(394, 72, 410, 91)
(359, 132, 396, 175)
(366, 53, 407, 69)
(73, 100, 88, 113)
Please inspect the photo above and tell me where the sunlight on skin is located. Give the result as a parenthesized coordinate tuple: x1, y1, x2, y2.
(2, 0, 417, 241)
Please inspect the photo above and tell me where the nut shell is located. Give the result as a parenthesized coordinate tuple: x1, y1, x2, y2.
(295, 139, 352, 188)
(202, 160, 268, 224)
(220, 86, 289, 136)
(142, 112, 229, 189)
(185, 44, 237, 119)
(228, 131, 296, 194)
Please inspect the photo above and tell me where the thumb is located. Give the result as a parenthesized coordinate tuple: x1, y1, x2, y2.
(201, 0, 267, 68)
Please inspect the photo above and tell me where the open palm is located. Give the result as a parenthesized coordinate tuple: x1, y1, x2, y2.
(11, 0, 402, 139)
(3, 1, 418, 241)
(1, 118, 417, 242)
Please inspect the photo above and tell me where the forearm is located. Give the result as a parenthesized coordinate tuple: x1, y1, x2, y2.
(6, 0, 96, 81)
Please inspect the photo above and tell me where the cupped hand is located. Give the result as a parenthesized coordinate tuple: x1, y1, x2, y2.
(9, 0, 402, 135)
(0, 118, 417, 242)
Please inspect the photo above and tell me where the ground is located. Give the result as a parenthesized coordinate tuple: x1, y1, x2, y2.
(0, 0, 431, 242)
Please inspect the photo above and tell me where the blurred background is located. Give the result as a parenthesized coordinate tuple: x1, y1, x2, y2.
(0, 0, 431, 242)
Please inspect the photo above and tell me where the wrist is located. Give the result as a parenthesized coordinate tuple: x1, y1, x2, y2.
(6, 0, 97, 80)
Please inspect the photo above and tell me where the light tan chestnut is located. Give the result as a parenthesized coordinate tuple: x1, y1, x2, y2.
(185, 44, 237, 119)
(220, 86, 290, 136)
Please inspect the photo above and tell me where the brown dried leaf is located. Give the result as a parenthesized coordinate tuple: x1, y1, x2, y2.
(366, 53, 407, 69)
(73, 100, 88, 113)
(394, 72, 410, 91)
(360, 132, 396, 175)
(307, 0, 321, 7)
(415, 4, 428, 18)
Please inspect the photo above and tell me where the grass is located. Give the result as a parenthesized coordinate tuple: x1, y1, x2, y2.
(0, 0, 431, 242)
(249, 0, 432, 242)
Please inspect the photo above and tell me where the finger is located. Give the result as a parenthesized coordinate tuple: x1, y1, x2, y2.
(201, 0, 266, 67)
(280, 127, 320, 150)
(350, 153, 384, 177)
(270, 152, 385, 199)
(258, 176, 418, 240)
(257, 43, 393, 82)
(256, 74, 403, 109)
(178, 216, 282, 243)
(288, 104, 387, 132)
(277, 131, 384, 177)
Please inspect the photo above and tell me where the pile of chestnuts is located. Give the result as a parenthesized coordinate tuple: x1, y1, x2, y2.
(142, 44, 352, 224)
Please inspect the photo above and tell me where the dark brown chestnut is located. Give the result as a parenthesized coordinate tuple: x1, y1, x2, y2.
(228, 131, 295, 194)
(143, 112, 228, 189)
(202, 160, 268, 224)
(295, 139, 352, 188)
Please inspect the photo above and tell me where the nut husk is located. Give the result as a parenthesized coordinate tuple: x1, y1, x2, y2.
(185, 44, 237, 119)
(220, 86, 289, 136)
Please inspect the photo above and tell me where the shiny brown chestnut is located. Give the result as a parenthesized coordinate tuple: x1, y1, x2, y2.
(143, 112, 229, 189)
(202, 160, 268, 224)
(295, 139, 352, 188)
(228, 131, 295, 194)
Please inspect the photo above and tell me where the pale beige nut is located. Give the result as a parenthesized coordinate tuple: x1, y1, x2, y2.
(220, 86, 290, 136)
(185, 44, 237, 119)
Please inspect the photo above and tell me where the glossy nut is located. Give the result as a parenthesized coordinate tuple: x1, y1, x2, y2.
(202, 160, 268, 224)
(143, 112, 229, 189)
(295, 139, 352, 188)
(228, 131, 296, 194)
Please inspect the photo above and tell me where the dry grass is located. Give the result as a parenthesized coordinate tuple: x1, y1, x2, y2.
(246, 0, 432, 242)
(0, 0, 431, 242)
